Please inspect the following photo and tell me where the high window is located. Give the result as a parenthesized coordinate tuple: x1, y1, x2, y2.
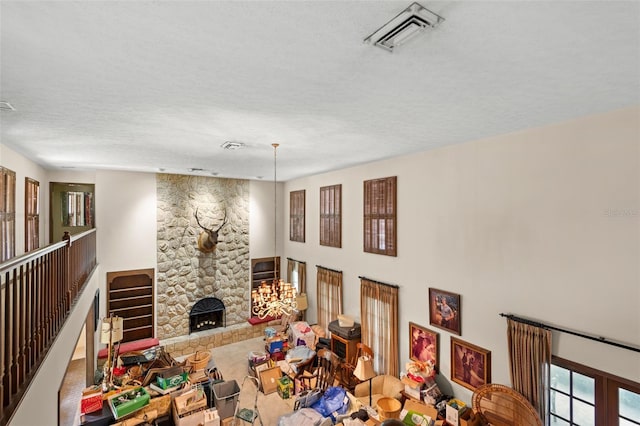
(289, 189, 305, 242)
(363, 176, 397, 256)
(320, 184, 341, 248)
(25, 177, 40, 252)
(551, 357, 640, 425)
(1, 167, 16, 262)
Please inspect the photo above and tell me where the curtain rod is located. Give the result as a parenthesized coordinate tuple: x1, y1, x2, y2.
(316, 265, 342, 274)
(500, 313, 640, 354)
(358, 276, 399, 289)
(286, 257, 306, 264)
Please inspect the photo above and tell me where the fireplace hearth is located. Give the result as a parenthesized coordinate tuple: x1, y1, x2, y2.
(189, 297, 226, 334)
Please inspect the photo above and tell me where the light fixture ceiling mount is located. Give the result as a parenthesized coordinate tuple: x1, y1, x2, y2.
(221, 141, 245, 150)
(364, 2, 444, 52)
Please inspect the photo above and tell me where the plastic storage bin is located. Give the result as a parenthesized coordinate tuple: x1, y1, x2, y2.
(212, 380, 240, 420)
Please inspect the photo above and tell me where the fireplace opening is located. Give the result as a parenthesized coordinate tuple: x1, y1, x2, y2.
(189, 297, 226, 334)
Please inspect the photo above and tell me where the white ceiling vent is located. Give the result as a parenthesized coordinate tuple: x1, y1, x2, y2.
(364, 2, 444, 52)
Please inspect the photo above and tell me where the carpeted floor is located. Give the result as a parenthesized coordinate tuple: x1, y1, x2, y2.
(207, 336, 296, 425)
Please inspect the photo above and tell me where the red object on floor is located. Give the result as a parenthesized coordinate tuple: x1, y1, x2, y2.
(247, 315, 280, 325)
(97, 337, 160, 359)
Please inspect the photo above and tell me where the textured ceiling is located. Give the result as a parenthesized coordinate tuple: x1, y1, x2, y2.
(1, 1, 639, 181)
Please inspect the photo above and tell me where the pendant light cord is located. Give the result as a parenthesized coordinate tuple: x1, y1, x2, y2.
(272, 143, 279, 278)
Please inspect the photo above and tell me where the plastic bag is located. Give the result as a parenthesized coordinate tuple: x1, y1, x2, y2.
(310, 386, 349, 421)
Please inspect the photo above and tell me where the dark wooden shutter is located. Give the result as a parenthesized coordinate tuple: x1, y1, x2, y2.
(363, 176, 397, 256)
(320, 184, 342, 247)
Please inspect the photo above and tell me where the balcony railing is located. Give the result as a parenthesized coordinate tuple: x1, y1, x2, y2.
(0, 229, 96, 425)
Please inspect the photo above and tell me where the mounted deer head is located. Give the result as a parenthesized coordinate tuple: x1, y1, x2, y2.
(194, 208, 228, 253)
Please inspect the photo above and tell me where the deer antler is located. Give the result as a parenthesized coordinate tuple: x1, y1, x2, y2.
(214, 209, 228, 231)
(194, 207, 213, 231)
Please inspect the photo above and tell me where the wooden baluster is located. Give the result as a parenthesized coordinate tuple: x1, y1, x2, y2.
(64, 242, 70, 314)
(17, 265, 25, 388)
(51, 251, 56, 335)
(1, 271, 7, 415)
(59, 248, 65, 327)
(44, 253, 51, 345)
(28, 259, 36, 370)
(38, 256, 45, 357)
(11, 269, 19, 398)
(54, 250, 61, 333)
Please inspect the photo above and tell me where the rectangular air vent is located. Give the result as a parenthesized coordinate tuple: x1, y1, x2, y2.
(364, 2, 444, 52)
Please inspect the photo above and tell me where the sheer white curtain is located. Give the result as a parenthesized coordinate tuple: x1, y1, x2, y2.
(316, 267, 342, 333)
(360, 278, 399, 376)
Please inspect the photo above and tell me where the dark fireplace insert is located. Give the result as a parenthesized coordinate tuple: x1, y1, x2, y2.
(189, 297, 226, 334)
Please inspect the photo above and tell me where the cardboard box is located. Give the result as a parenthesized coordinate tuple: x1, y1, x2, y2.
(174, 388, 208, 417)
(173, 407, 220, 426)
(277, 376, 293, 399)
(203, 408, 221, 426)
(403, 399, 439, 422)
(402, 376, 423, 400)
(266, 337, 284, 353)
(259, 366, 282, 394)
(445, 398, 467, 426)
(458, 408, 482, 426)
(108, 387, 150, 420)
(80, 386, 103, 415)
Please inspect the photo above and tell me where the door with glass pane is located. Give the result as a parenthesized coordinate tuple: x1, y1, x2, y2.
(613, 383, 640, 426)
(551, 357, 640, 425)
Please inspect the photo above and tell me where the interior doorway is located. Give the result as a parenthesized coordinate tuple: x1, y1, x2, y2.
(57, 295, 97, 426)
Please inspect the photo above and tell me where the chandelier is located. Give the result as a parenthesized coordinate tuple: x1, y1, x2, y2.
(251, 279, 297, 319)
(251, 143, 298, 319)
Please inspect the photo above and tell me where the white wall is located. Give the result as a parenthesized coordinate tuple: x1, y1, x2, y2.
(250, 180, 285, 261)
(284, 107, 640, 402)
(95, 170, 158, 273)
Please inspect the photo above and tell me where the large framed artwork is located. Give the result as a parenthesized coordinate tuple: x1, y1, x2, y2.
(409, 322, 438, 368)
(450, 337, 491, 391)
(428, 288, 461, 335)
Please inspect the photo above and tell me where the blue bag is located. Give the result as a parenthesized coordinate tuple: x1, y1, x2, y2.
(310, 386, 349, 421)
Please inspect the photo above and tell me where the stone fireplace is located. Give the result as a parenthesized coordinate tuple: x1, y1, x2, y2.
(156, 174, 250, 339)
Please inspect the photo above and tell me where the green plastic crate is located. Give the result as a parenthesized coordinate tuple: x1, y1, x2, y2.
(108, 387, 150, 420)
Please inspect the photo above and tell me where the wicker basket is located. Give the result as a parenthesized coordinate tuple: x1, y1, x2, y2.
(377, 397, 401, 420)
(185, 351, 211, 371)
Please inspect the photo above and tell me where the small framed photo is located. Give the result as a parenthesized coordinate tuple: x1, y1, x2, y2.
(254, 362, 270, 390)
(429, 288, 461, 335)
(409, 322, 438, 367)
(259, 366, 282, 394)
(450, 337, 491, 391)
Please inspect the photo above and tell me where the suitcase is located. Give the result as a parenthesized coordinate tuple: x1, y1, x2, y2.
(328, 320, 361, 339)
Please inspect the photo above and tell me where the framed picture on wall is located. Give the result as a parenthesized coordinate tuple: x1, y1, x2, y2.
(429, 288, 461, 335)
(450, 337, 491, 391)
(409, 322, 439, 368)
